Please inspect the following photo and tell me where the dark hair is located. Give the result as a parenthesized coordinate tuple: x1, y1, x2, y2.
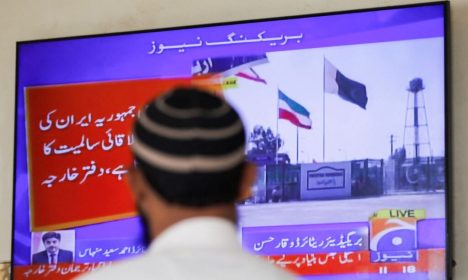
(42, 232, 61, 242)
(132, 87, 246, 207)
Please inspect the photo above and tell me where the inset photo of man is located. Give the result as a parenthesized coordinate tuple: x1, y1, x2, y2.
(31, 230, 75, 265)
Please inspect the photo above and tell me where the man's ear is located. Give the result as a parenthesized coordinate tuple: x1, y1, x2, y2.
(237, 162, 257, 202)
(127, 167, 166, 211)
(126, 167, 147, 202)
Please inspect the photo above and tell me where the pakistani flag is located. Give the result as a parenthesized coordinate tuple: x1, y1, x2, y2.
(324, 58, 368, 109)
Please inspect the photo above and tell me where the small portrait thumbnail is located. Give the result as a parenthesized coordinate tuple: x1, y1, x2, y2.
(31, 230, 75, 265)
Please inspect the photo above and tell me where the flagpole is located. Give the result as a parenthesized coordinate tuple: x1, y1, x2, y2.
(276, 90, 279, 164)
(296, 126, 299, 164)
(322, 56, 326, 162)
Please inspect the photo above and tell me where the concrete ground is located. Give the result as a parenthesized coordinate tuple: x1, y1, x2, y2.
(237, 193, 446, 227)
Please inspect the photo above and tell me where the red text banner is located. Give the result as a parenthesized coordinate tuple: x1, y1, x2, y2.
(26, 77, 220, 231)
(265, 249, 445, 276)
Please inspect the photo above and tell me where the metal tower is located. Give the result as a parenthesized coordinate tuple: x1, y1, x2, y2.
(403, 78, 433, 163)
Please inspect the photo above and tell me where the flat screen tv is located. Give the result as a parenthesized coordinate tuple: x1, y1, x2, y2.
(13, 2, 450, 279)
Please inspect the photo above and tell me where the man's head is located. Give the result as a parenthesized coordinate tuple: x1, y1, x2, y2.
(41, 232, 61, 254)
(127, 87, 256, 239)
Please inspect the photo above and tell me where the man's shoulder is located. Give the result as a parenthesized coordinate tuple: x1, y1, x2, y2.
(32, 250, 48, 261)
(59, 249, 73, 255)
(78, 257, 295, 280)
(76, 250, 295, 280)
(33, 250, 47, 257)
(233, 251, 296, 279)
(32, 251, 48, 264)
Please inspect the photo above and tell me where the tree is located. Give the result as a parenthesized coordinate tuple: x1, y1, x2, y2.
(248, 125, 283, 155)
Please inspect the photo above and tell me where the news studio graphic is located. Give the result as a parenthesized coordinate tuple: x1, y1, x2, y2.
(367, 209, 446, 277)
(369, 209, 425, 263)
(369, 209, 424, 265)
(241, 222, 370, 276)
(240, 208, 445, 278)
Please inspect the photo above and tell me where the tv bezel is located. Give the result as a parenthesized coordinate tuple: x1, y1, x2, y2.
(12, 1, 451, 279)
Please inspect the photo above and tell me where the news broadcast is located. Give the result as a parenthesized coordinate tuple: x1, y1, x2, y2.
(13, 2, 448, 279)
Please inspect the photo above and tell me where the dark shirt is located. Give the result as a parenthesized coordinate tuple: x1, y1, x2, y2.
(32, 249, 74, 264)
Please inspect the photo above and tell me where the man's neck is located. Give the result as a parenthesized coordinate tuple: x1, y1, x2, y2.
(149, 203, 237, 239)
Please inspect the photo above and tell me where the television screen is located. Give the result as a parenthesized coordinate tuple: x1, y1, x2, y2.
(13, 2, 449, 279)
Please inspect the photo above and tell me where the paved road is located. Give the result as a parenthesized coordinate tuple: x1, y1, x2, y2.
(238, 193, 446, 227)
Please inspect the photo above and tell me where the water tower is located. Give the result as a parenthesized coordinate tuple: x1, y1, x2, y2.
(403, 78, 432, 164)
